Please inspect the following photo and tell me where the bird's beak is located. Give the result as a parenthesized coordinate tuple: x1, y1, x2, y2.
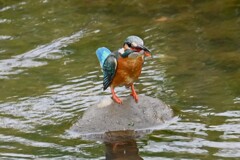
(138, 45, 152, 57)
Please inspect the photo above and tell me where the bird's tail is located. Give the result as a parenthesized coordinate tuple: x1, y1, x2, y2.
(96, 47, 111, 68)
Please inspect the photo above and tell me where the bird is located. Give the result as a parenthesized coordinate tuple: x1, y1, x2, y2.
(96, 35, 151, 104)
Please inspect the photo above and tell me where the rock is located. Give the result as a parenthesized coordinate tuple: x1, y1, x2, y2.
(70, 95, 173, 138)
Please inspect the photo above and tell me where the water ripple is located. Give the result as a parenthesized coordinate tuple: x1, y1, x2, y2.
(0, 70, 103, 133)
(0, 19, 11, 24)
(0, 2, 27, 12)
(0, 29, 100, 79)
(0, 35, 14, 40)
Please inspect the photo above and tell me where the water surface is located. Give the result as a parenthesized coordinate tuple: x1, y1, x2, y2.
(0, 0, 240, 159)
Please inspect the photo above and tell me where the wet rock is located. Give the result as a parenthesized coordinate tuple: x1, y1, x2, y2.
(70, 95, 173, 136)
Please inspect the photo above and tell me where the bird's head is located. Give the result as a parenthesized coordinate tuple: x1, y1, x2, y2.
(123, 35, 151, 57)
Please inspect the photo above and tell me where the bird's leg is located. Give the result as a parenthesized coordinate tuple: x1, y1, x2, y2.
(111, 87, 122, 104)
(130, 84, 138, 103)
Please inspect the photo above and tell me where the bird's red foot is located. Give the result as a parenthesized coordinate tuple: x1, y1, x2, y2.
(112, 95, 122, 104)
(131, 92, 138, 103)
(130, 84, 138, 103)
(111, 87, 122, 104)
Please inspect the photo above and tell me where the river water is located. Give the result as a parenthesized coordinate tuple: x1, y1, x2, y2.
(1, 0, 240, 159)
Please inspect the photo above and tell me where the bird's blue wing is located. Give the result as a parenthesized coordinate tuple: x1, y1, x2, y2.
(96, 47, 111, 68)
(102, 54, 117, 90)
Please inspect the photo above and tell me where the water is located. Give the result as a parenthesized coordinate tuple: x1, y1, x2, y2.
(0, 0, 240, 159)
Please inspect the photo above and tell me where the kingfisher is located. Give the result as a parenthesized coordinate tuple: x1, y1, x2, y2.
(96, 36, 151, 104)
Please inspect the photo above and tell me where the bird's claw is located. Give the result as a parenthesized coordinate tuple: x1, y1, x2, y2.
(131, 93, 138, 103)
(112, 96, 122, 104)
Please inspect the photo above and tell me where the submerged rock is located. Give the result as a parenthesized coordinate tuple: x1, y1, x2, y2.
(70, 95, 173, 137)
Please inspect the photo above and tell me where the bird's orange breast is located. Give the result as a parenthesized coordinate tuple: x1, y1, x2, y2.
(111, 56, 144, 88)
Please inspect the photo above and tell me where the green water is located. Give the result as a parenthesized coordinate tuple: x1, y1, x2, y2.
(0, 0, 240, 159)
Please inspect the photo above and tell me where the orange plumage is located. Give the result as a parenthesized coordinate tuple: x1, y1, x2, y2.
(110, 56, 143, 88)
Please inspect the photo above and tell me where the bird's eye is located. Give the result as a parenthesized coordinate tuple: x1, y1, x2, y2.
(126, 42, 132, 48)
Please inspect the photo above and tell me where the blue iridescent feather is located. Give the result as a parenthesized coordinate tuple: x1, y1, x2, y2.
(96, 47, 111, 68)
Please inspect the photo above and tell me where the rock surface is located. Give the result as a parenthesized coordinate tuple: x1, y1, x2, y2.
(70, 95, 173, 136)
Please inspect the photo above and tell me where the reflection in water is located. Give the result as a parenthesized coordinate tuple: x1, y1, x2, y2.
(105, 139, 142, 160)
(104, 131, 143, 160)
